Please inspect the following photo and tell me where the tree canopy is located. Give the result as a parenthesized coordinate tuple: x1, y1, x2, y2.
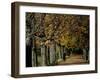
(26, 12, 89, 49)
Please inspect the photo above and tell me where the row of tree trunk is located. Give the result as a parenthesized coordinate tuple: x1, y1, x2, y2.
(26, 36, 89, 67)
(29, 40, 88, 67)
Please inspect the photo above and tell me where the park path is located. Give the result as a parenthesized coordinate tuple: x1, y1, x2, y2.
(57, 53, 88, 65)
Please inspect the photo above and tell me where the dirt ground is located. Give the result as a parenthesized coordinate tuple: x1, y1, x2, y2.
(57, 53, 88, 65)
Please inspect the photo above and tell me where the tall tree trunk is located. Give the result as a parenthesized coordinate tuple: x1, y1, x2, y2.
(57, 44, 62, 61)
(49, 41, 56, 65)
(26, 37, 32, 67)
(32, 37, 38, 67)
(46, 46, 50, 65)
(82, 48, 87, 61)
(32, 47, 36, 66)
(31, 17, 38, 67)
(55, 43, 64, 62)
(41, 43, 46, 66)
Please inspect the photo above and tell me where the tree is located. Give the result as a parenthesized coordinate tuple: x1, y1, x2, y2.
(26, 12, 89, 66)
